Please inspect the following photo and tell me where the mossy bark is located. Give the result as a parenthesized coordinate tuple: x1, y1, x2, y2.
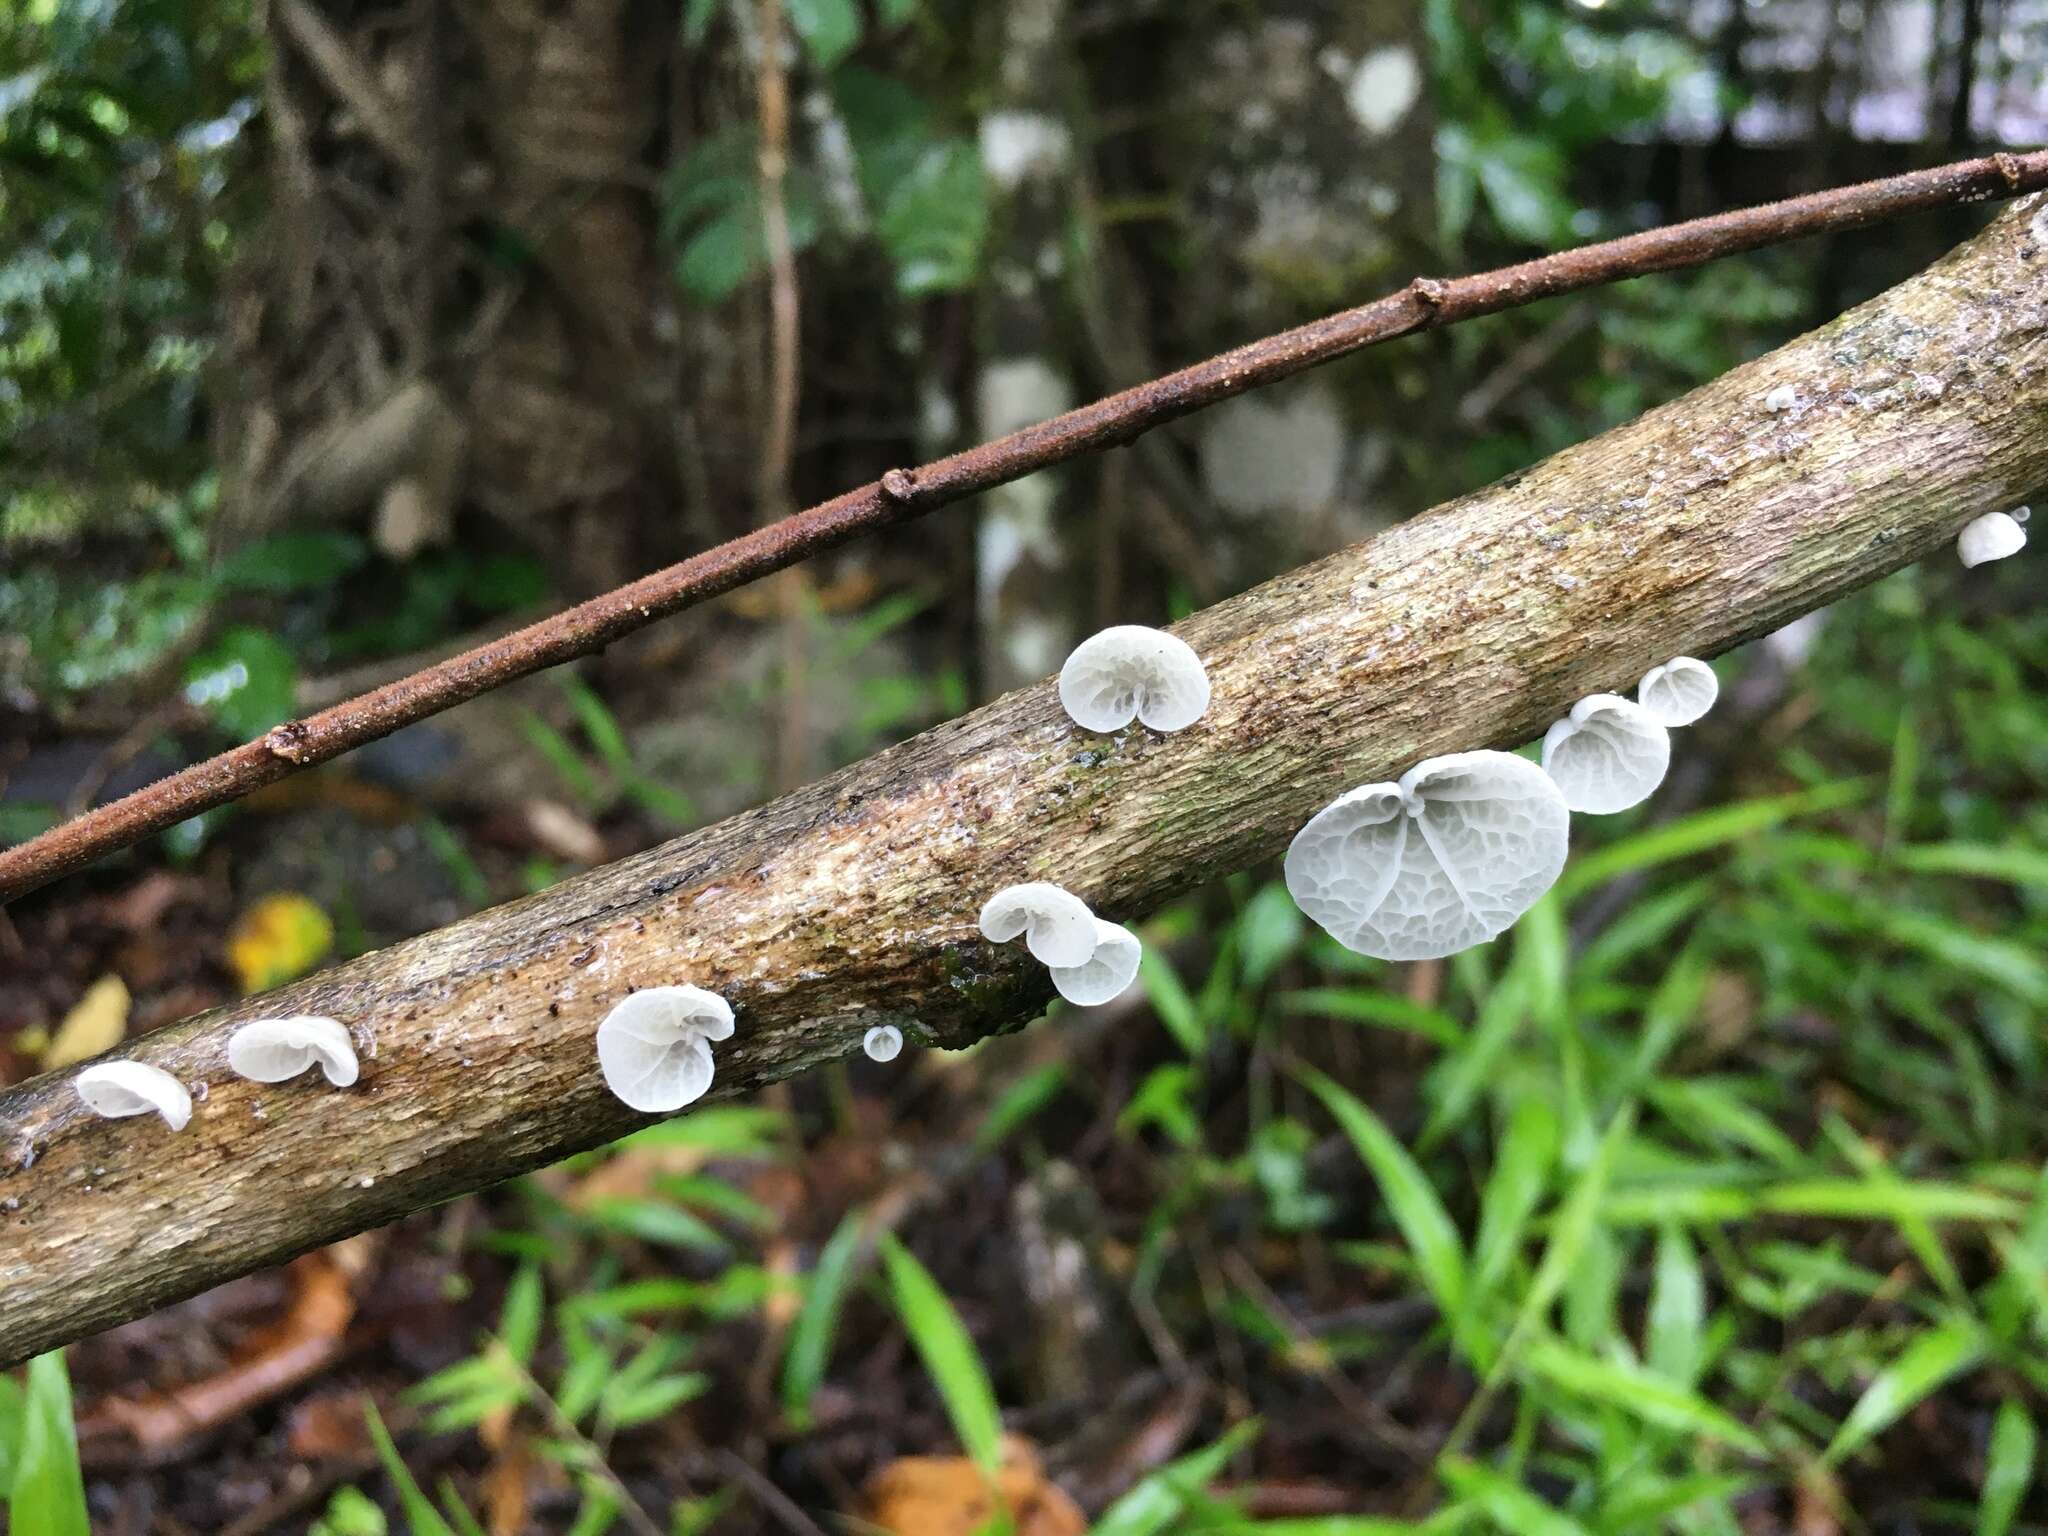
(4, 201, 2047, 1366)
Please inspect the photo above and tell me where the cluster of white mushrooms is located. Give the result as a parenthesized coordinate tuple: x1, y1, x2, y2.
(69, 505, 2029, 1134)
(72, 1015, 359, 1133)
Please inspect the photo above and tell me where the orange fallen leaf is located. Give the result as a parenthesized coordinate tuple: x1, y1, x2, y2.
(862, 1435, 1085, 1536)
(227, 893, 334, 993)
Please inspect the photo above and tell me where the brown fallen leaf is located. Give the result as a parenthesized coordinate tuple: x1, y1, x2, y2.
(45, 974, 130, 1068)
(861, 1434, 1085, 1536)
(82, 1244, 369, 1461)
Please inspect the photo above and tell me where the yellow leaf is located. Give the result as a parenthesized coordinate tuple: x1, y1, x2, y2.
(228, 893, 335, 994)
(46, 975, 131, 1068)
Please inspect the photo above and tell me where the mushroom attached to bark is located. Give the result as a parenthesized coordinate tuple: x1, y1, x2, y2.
(74, 1061, 193, 1131)
(227, 1016, 360, 1087)
(1636, 657, 1719, 728)
(1057, 626, 1211, 733)
(1049, 919, 1142, 1007)
(979, 882, 1099, 967)
(1541, 694, 1673, 814)
(862, 1024, 903, 1062)
(1958, 510, 2028, 568)
(1285, 750, 1570, 962)
(596, 985, 735, 1113)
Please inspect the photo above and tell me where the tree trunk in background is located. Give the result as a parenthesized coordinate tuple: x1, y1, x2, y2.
(6, 196, 2046, 1365)
(974, 0, 1083, 694)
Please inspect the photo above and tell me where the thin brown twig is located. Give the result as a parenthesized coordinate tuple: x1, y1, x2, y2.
(5, 149, 2045, 903)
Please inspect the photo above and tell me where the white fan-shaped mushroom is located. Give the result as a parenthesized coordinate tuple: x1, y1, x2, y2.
(74, 1061, 192, 1131)
(979, 883, 1098, 967)
(1057, 626, 1210, 733)
(862, 1024, 903, 1062)
(1049, 919, 1142, 1007)
(1541, 694, 1672, 814)
(1958, 511, 2027, 568)
(1636, 657, 1719, 728)
(596, 985, 735, 1113)
(227, 1016, 360, 1087)
(1284, 751, 1570, 962)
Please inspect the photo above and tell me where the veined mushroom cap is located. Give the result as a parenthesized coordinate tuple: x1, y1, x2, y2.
(1636, 656, 1719, 728)
(1541, 694, 1672, 814)
(862, 1024, 904, 1062)
(1958, 511, 2027, 568)
(596, 985, 735, 1113)
(75, 1060, 193, 1131)
(227, 1015, 360, 1087)
(1058, 626, 1211, 733)
(1049, 918, 1142, 1007)
(1285, 750, 1570, 962)
(979, 882, 1098, 967)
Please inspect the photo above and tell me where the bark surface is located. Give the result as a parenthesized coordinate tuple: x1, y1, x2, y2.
(5, 201, 2047, 1366)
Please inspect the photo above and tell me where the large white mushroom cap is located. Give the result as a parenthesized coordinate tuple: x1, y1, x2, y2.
(979, 882, 1098, 967)
(1636, 657, 1719, 728)
(596, 985, 735, 1113)
(1049, 919, 1142, 1007)
(75, 1060, 193, 1131)
(1541, 694, 1673, 814)
(1958, 511, 2027, 568)
(227, 1016, 360, 1087)
(1285, 750, 1570, 962)
(1058, 626, 1211, 733)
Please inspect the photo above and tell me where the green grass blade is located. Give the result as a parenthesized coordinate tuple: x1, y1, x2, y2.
(1976, 1398, 2037, 1536)
(880, 1236, 1004, 1473)
(1300, 1066, 1467, 1330)
(1556, 780, 1868, 900)
(1278, 989, 1466, 1049)
(1438, 1456, 1592, 1536)
(1472, 1097, 1561, 1302)
(11, 1352, 89, 1536)
(1892, 842, 2048, 888)
(781, 1208, 868, 1427)
(1087, 1419, 1261, 1536)
(1825, 1317, 1985, 1464)
(1520, 1335, 1764, 1456)
(1140, 949, 1204, 1056)
(364, 1401, 460, 1536)
(1645, 1223, 1705, 1387)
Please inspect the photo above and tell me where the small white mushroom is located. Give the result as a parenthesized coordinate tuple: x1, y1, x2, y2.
(1541, 694, 1673, 814)
(227, 1016, 360, 1087)
(1636, 656, 1719, 728)
(1057, 625, 1211, 733)
(1049, 919, 1142, 1007)
(75, 1061, 192, 1131)
(1958, 511, 2027, 568)
(1285, 750, 1570, 962)
(1764, 384, 1799, 413)
(862, 1024, 904, 1062)
(595, 985, 734, 1113)
(979, 882, 1098, 967)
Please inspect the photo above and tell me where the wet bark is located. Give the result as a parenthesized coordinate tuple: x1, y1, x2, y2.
(5, 200, 2048, 1366)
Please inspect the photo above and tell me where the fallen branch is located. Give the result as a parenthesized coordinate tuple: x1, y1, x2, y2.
(4, 151, 2046, 901)
(2, 199, 2043, 1365)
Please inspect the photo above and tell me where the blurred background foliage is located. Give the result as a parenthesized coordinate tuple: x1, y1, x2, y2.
(3, 0, 2047, 1531)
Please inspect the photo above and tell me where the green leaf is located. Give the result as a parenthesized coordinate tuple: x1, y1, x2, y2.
(1520, 1334, 1764, 1455)
(11, 1353, 89, 1536)
(1645, 1224, 1705, 1387)
(1088, 1420, 1261, 1536)
(1438, 1455, 1591, 1536)
(1977, 1398, 2036, 1536)
(497, 1264, 544, 1365)
(974, 1063, 1067, 1153)
(1139, 950, 1204, 1056)
(781, 1208, 868, 1427)
(215, 530, 367, 593)
(311, 1485, 390, 1536)
(1300, 1066, 1467, 1330)
(183, 625, 298, 739)
(880, 1236, 1004, 1472)
(1237, 883, 1304, 989)
(1117, 1064, 1202, 1148)
(581, 1196, 730, 1253)
(1893, 841, 2048, 888)
(1279, 989, 1465, 1050)
(1557, 780, 1869, 899)
(1825, 1318, 1985, 1463)
(786, 0, 861, 70)
(876, 139, 987, 295)
(365, 1402, 459, 1536)
(1472, 1097, 1561, 1303)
